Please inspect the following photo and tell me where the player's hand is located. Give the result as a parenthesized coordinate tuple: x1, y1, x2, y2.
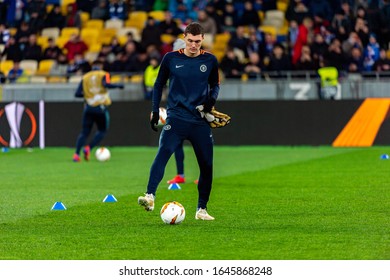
(150, 111, 159, 132)
(203, 98, 216, 112)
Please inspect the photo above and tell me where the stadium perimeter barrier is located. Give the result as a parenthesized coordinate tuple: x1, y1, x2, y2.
(1, 72, 390, 148)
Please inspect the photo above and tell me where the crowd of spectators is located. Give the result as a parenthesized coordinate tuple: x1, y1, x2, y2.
(0, 0, 390, 84)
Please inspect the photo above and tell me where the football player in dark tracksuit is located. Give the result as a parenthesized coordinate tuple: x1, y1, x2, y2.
(72, 61, 124, 162)
(138, 22, 220, 220)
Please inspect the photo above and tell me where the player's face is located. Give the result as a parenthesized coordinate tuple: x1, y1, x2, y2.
(184, 33, 204, 56)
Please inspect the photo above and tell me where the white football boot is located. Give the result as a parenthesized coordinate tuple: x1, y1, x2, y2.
(195, 208, 215, 220)
(138, 193, 155, 211)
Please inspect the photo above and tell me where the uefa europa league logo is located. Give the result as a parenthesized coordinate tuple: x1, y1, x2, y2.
(0, 102, 37, 148)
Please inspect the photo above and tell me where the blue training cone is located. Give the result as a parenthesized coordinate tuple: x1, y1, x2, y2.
(168, 183, 181, 190)
(51, 202, 67, 210)
(380, 154, 389, 160)
(103, 194, 117, 202)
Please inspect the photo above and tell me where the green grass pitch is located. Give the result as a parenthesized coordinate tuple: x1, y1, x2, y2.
(0, 146, 389, 260)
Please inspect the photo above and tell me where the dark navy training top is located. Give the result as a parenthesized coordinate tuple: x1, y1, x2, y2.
(152, 49, 220, 124)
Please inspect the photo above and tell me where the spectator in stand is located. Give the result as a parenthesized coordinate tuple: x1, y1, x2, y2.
(0, 1, 6, 25)
(49, 52, 69, 77)
(373, 49, 390, 72)
(25, 0, 46, 21)
(246, 30, 262, 57)
(23, 33, 42, 61)
(287, 20, 299, 55)
(363, 33, 380, 71)
(197, 10, 217, 38)
(259, 32, 277, 62)
(7, 60, 24, 83)
(43, 37, 63, 60)
(28, 11, 44, 34)
(110, 52, 127, 72)
(124, 31, 142, 52)
(347, 46, 364, 72)
(91, 0, 109, 20)
(0, 23, 10, 44)
(354, 17, 370, 47)
(266, 43, 292, 74)
(98, 43, 116, 65)
(76, 0, 98, 14)
(169, 0, 196, 24)
(108, 0, 128, 20)
(122, 41, 138, 72)
(286, 0, 311, 25)
(5, 0, 26, 28)
(323, 37, 347, 71)
(141, 16, 162, 50)
(221, 2, 240, 32)
(65, 3, 82, 28)
(158, 11, 183, 37)
(292, 17, 313, 65)
(44, 4, 65, 29)
(341, 32, 363, 55)
(219, 47, 244, 79)
(228, 25, 249, 58)
(243, 52, 263, 79)
(331, 11, 352, 43)
(310, 33, 328, 67)
(204, 4, 223, 34)
(310, 0, 333, 22)
(67, 53, 91, 75)
(1, 36, 22, 61)
(63, 33, 89, 61)
(109, 36, 123, 55)
(14, 21, 31, 50)
(239, 0, 261, 28)
(294, 44, 317, 71)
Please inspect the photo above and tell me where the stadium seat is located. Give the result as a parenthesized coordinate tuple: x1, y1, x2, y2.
(55, 36, 69, 48)
(0, 60, 13, 74)
(259, 25, 278, 39)
(61, 0, 76, 15)
(148, 10, 165, 22)
(61, 27, 80, 38)
(276, 0, 288, 12)
(85, 19, 104, 30)
(125, 11, 148, 32)
(20, 60, 38, 75)
(160, 34, 175, 44)
(0, 44, 4, 53)
(80, 28, 100, 46)
(88, 43, 102, 53)
(37, 36, 49, 50)
(41, 27, 60, 39)
(105, 19, 124, 29)
(80, 12, 90, 28)
(37, 59, 55, 75)
(84, 51, 99, 63)
(263, 10, 285, 29)
(100, 28, 117, 44)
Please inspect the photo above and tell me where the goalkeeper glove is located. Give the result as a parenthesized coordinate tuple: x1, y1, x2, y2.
(150, 111, 159, 132)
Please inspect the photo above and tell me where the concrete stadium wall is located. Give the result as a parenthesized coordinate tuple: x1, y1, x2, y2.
(0, 100, 367, 147)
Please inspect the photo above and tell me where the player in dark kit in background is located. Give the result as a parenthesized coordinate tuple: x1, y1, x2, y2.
(138, 22, 220, 220)
(72, 60, 124, 162)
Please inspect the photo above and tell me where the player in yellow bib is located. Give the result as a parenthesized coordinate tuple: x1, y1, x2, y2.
(72, 60, 124, 162)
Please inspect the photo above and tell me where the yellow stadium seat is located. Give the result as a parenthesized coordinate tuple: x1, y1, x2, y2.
(37, 36, 49, 50)
(259, 25, 278, 38)
(148, 10, 165, 22)
(277, 1, 288, 12)
(125, 11, 148, 32)
(56, 36, 69, 48)
(30, 76, 47, 83)
(37, 59, 55, 75)
(47, 76, 67, 83)
(100, 28, 117, 44)
(0, 60, 14, 74)
(80, 28, 100, 46)
(88, 43, 102, 53)
(61, 27, 80, 38)
(80, 12, 90, 28)
(85, 19, 104, 30)
(160, 34, 175, 44)
(84, 51, 99, 63)
(117, 27, 141, 42)
(61, 0, 76, 15)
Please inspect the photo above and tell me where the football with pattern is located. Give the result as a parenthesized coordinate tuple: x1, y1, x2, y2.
(160, 201, 186, 224)
(151, 107, 167, 127)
